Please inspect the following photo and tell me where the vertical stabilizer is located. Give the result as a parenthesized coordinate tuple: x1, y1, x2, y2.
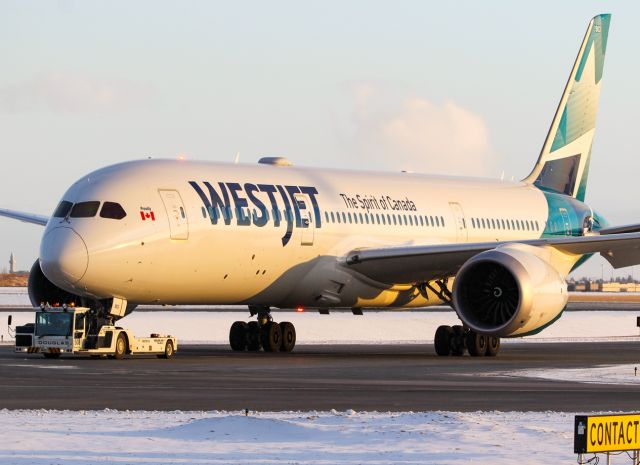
(523, 14, 611, 201)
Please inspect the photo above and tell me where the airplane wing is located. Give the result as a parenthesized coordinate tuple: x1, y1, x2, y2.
(344, 232, 640, 284)
(0, 208, 49, 226)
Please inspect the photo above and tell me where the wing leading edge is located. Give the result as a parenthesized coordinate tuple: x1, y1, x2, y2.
(0, 208, 49, 226)
(344, 232, 640, 285)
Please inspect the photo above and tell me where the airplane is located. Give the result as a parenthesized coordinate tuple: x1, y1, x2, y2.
(1, 14, 636, 357)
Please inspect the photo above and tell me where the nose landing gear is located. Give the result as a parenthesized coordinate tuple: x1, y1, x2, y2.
(229, 307, 296, 353)
(434, 325, 500, 357)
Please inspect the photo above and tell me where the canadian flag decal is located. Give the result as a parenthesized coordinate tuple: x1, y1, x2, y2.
(140, 209, 156, 221)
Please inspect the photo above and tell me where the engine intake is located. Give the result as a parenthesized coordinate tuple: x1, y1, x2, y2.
(28, 259, 85, 307)
(452, 244, 568, 337)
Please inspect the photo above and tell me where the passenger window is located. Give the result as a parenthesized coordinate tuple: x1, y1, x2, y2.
(435, 216, 440, 227)
(381, 215, 386, 225)
(100, 202, 127, 220)
(409, 216, 413, 226)
(376, 214, 380, 224)
(393, 215, 397, 225)
(70, 201, 100, 218)
(53, 200, 73, 218)
(331, 212, 335, 223)
(325, 212, 329, 223)
(337, 212, 341, 224)
(491, 219, 495, 229)
(342, 212, 346, 223)
(420, 216, 424, 226)
(387, 214, 391, 224)
(441, 216, 445, 227)
(348, 212, 352, 223)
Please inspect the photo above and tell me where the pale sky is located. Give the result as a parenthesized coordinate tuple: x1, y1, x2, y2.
(1, 0, 638, 279)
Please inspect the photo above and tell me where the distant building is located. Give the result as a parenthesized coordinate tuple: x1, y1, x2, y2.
(599, 282, 640, 293)
(9, 253, 15, 274)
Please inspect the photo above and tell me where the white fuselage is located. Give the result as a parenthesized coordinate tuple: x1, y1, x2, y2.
(40, 159, 553, 309)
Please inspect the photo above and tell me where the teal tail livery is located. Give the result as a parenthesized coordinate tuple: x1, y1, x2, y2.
(3, 14, 640, 359)
(524, 14, 611, 201)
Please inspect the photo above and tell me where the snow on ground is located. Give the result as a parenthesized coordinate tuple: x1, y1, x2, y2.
(0, 287, 30, 306)
(496, 364, 640, 386)
(2, 309, 640, 345)
(2, 287, 640, 344)
(0, 409, 582, 465)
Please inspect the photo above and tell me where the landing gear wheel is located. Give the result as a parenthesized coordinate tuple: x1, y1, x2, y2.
(434, 325, 452, 356)
(114, 334, 127, 360)
(229, 321, 248, 351)
(246, 321, 261, 351)
(466, 330, 487, 357)
(450, 325, 465, 356)
(279, 322, 296, 352)
(158, 340, 175, 359)
(486, 336, 501, 357)
(260, 321, 282, 352)
(43, 352, 60, 359)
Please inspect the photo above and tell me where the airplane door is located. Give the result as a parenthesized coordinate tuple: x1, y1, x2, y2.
(559, 208, 572, 236)
(295, 193, 314, 246)
(449, 202, 468, 242)
(158, 189, 189, 240)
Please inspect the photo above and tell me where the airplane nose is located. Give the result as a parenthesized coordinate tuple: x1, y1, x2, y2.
(40, 227, 89, 285)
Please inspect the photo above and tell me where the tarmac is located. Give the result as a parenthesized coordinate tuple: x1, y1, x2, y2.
(1, 340, 640, 412)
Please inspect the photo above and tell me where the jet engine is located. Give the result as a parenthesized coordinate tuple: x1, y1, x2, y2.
(452, 244, 568, 337)
(27, 259, 86, 307)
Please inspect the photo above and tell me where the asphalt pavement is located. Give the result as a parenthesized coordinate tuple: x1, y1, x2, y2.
(1, 341, 639, 411)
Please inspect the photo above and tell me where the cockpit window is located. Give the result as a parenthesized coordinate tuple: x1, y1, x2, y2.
(53, 201, 73, 218)
(100, 202, 127, 220)
(70, 201, 100, 218)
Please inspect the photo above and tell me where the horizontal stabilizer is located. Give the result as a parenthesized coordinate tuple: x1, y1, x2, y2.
(598, 223, 640, 235)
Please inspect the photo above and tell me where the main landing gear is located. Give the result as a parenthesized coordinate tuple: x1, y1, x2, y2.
(434, 325, 500, 357)
(229, 307, 296, 353)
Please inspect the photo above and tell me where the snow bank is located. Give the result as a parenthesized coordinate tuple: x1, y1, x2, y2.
(2, 310, 639, 345)
(0, 287, 29, 306)
(0, 409, 580, 465)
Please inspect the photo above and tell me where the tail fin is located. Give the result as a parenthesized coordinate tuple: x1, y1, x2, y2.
(523, 14, 611, 201)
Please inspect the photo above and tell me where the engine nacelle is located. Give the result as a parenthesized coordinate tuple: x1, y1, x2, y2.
(452, 244, 568, 337)
(28, 259, 85, 307)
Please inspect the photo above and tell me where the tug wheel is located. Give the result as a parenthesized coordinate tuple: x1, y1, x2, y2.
(158, 340, 174, 359)
(114, 334, 127, 360)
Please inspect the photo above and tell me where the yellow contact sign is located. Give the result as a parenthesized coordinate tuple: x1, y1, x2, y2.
(575, 414, 640, 453)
